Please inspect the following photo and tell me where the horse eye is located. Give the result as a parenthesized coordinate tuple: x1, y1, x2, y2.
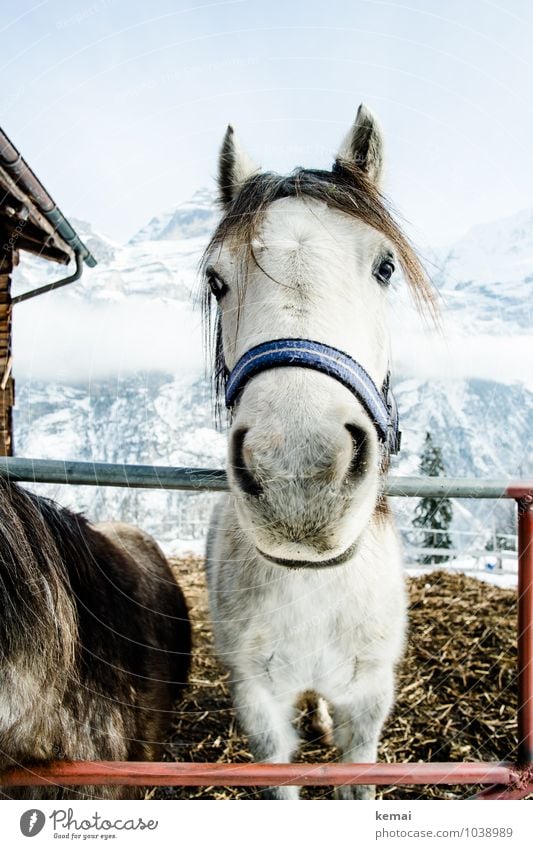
(375, 258, 395, 285)
(207, 269, 228, 300)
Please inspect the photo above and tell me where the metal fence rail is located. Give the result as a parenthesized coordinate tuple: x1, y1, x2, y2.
(1, 456, 532, 499)
(0, 457, 532, 800)
(0, 760, 518, 789)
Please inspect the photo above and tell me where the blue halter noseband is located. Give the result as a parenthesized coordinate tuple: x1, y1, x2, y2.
(225, 338, 401, 455)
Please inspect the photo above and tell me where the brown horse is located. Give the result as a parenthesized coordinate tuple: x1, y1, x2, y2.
(0, 477, 191, 799)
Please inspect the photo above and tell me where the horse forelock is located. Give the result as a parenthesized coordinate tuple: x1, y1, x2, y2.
(200, 163, 437, 413)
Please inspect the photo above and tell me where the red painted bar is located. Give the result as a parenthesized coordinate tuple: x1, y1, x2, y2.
(518, 498, 533, 764)
(0, 761, 515, 788)
(506, 483, 533, 500)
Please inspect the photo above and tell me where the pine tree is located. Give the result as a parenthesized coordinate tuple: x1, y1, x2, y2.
(413, 431, 453, 564)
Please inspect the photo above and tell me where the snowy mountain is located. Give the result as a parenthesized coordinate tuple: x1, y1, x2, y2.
(129, 188, 220, 244)
(10, 193, 533, 550)
(13, 373, 225, 547)
(437, 206, 533, 288)
(428, 208, 533, 332)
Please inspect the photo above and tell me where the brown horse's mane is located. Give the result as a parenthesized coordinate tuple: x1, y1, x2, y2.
(200, 160, 436, 412)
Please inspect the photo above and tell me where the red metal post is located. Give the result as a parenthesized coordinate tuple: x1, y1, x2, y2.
(472, 777, 533, 800)
(517, 496, 533, 765)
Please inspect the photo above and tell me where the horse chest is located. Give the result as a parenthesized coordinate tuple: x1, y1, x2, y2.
(238, 573, 370, 694)
(211, 509, 404, 700)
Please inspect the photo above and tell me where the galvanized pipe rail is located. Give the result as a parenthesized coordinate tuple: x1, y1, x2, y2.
(0, 457, 532, 799)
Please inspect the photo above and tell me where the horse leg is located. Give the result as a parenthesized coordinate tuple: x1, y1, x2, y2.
(233, 680, 300, 800)
(331, 671, 394, 800)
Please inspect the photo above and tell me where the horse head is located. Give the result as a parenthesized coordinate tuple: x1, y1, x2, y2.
(202, 105, 434, 568)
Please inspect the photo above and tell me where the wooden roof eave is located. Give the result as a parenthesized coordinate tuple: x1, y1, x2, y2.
(0, 126, 96, 269)
(0, 166, 73, 265)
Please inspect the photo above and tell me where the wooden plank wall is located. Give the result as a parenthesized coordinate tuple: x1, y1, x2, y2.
(0, 231, 14, 455)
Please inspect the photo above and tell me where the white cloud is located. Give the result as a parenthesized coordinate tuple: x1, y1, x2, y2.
(12, 290, 531, 393)
(394, 330, 533, 390)
(12, 298, 206, 383)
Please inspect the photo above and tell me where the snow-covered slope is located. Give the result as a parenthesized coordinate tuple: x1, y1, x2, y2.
(129, 188, 219, 244)
(10, 193, 533, 548)
(395, 378, 533, 479)
(430, 207, 533, 332)
(13, 373, 225, 548)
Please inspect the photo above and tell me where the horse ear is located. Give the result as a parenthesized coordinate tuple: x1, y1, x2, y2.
(336, 104, 384, 185)
(218, 125, 260, 206)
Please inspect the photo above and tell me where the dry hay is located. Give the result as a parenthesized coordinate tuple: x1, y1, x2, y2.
(149, 556, 518, 800)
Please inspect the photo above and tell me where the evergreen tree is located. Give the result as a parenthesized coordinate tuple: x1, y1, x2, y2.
(413, 432, 453, 564)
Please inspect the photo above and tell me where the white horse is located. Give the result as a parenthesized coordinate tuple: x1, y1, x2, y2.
(203, 105, 434, 799)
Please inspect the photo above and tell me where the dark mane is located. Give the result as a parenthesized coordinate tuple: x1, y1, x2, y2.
(0, 478, 76, 671)
(200, 160, 436, 413)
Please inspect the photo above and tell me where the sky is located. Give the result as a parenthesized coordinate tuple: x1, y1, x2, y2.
(3, 0, 533, 402)
(3, 0, 533, 247)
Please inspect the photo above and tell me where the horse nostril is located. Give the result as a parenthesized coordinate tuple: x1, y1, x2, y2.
(231, 427, 263, 497)
(345, 424, 369, 480)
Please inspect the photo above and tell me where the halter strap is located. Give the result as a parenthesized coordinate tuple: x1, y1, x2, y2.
(225, 338, 401, 454)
